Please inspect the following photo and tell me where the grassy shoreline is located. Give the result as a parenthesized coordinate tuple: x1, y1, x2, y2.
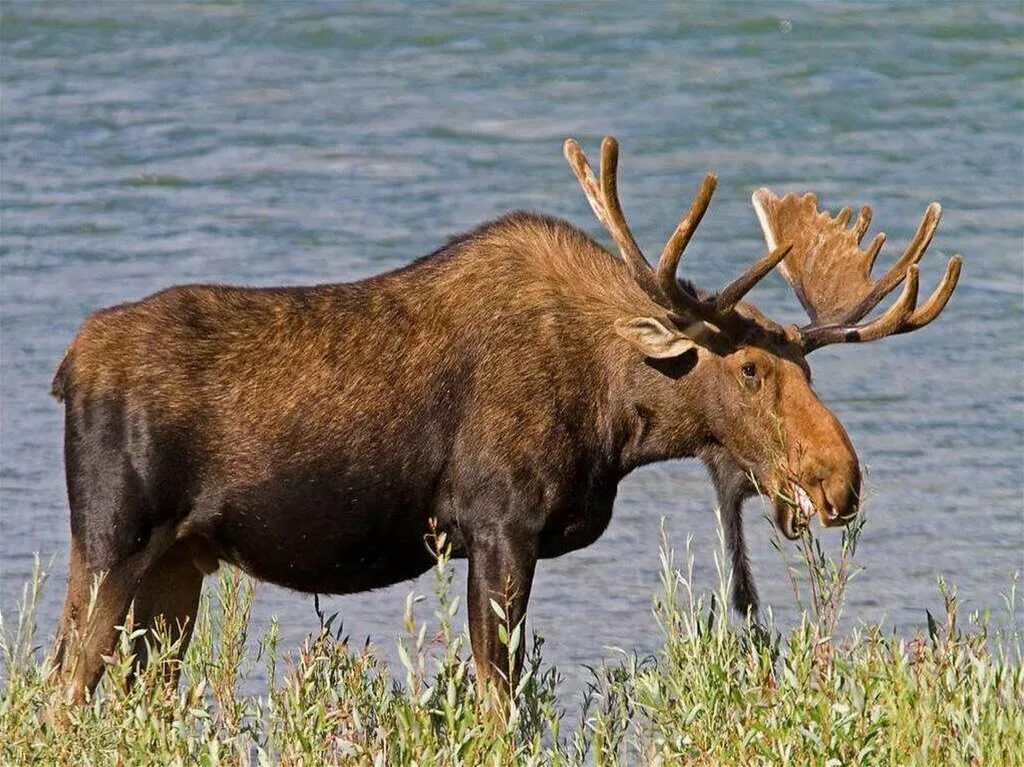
(2, 519, 1022, 766)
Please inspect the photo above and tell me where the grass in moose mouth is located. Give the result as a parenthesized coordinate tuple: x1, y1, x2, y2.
(1, 516, 1022, 766)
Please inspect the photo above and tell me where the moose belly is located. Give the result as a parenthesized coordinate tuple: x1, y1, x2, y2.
(199, 475, 437, 595)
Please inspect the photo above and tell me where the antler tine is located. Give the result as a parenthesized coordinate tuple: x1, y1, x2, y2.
(801, 265, 920, 351)
(563, 139, 610, 229)
(655, 174, 716, 287)
(863, 232, 887, 273)
(852, 206, 872, 242)
(844, 203, 942, 323)
(895, 255, 962, 334)
(597, 137, 667, 298)
(564, 137, 663, 300)
(654, 173, 719, 317)
(715, 242, 793, 314)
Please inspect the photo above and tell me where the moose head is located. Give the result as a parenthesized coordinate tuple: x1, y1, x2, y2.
(565, 138, 961, 610)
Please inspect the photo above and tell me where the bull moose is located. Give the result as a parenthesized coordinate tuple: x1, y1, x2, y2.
(51, 136, 961, 703)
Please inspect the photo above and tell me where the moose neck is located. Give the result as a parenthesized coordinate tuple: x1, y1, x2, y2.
(602, 348, 713, 476)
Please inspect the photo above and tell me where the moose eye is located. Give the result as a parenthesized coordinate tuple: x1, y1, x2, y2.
(741, 362, 757, 379)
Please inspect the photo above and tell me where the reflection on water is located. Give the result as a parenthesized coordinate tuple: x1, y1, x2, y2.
(2, 3, 1021, 697)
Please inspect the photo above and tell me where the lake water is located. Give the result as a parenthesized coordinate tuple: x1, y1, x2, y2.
(2, 2, 1022, 699)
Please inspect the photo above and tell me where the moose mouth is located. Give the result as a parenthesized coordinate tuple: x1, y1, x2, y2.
(774, 484, 842, 540)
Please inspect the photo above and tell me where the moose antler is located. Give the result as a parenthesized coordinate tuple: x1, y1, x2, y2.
(751, 189, 962, 352)
(564, 137, 792, 321)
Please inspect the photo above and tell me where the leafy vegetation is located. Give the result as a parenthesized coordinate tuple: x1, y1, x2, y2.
(2, 516, 1021, 766)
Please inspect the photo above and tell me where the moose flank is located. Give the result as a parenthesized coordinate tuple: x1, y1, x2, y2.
(50, 137, 962, 702)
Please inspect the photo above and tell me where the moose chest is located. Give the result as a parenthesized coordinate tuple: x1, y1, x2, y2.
(535, 479, 619, 559)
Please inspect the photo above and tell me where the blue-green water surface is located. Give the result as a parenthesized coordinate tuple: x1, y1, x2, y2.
(2, 2, 1022, 696)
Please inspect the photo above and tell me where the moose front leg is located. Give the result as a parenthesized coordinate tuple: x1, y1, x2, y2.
(719, 489, 759, 620)
(466, 528, 537, 697)
(705, 451, 760, 620)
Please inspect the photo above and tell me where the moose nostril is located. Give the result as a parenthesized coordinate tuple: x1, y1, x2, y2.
(822, 492, 841, 520)
(822, 478, 859, 523)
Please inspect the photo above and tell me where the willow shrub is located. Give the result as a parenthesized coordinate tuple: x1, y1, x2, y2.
(2, 516, 1021, 766)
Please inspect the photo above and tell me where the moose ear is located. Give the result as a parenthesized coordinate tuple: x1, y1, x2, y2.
(614, 317, 699, 359)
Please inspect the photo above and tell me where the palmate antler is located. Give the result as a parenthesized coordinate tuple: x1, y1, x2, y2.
(752, 189, 962, 352)
(564, 137, 792, 321)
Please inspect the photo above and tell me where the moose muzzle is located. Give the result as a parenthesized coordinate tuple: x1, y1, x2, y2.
(774, 398, 862, 540)
(776, 461, 861, 540)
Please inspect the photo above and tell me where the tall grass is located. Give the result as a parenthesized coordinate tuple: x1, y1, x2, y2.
(1, 515, 1021, 766)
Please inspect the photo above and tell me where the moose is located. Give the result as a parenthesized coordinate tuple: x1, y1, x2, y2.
(50, 136, 961, 703)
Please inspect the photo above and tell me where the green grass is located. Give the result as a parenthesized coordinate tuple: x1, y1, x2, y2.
(2, 515, 1022, 766)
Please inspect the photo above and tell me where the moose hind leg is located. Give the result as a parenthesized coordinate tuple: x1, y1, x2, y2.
(58, 538, 170, 703)
(52, 535, 92, 676)
(129, 541, 205, 686)
(58, 399, 176, 703)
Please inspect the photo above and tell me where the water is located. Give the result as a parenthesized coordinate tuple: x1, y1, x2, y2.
(2, 2, 1022, 698)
